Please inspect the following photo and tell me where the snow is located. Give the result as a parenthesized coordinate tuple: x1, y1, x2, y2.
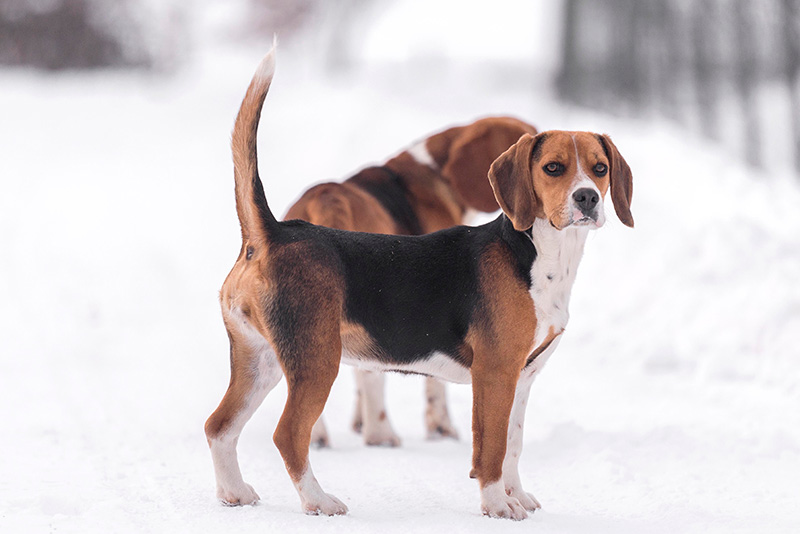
(2, 35, 800, 534)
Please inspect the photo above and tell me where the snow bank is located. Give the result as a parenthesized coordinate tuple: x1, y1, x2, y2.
(1, 38, 798, 534)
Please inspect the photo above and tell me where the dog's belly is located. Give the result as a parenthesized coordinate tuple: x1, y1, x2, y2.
(341, 350, 472, 384)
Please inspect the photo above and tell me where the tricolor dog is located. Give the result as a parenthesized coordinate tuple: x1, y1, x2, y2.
(286, 116, 537, 447)
(205, 48, 634, 519)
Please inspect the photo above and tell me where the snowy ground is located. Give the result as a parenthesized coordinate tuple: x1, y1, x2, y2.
(1, 40, 799, 534)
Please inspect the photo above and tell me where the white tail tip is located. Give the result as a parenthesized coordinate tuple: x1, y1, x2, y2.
(254, 35, 277, 83)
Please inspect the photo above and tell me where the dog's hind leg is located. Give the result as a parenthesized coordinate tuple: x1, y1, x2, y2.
(425, 377, 459, 440)
(204, 310, 283, 506)
(354, 370, 401, 447)
(309, 415, 330, 448)
(273, 323, 348, 516)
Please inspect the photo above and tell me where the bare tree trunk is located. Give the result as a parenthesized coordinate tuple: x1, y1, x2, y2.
(652, 1, 680, 121)
(782, 0, 800, 173)
(606, 0, 639, 111)
(691, 0, 720, 140)
(628, 0, 646, 112)
(558, 0, 582, 103)
(734, 0, 761, 167)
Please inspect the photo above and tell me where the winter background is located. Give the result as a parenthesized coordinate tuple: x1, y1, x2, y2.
(1, 0, 799, 532)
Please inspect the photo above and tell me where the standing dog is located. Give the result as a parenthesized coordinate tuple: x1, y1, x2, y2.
(286, 116, 537, 447)
(205, 49, 633, 519)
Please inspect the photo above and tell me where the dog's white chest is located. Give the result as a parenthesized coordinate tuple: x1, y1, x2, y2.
(528, 220, 589, 349)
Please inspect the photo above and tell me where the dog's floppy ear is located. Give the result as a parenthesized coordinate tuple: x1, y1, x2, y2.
(487, 133, 540, 231)
(598, 134, 634, 228)
(438, 119, 538, 213)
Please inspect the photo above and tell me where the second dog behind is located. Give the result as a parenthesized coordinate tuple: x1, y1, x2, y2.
(285, 116, 538, 447)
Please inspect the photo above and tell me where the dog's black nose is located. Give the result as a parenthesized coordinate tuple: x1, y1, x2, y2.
(573, 188, 599, 213)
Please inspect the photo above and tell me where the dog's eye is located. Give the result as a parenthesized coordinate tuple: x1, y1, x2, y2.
(543, 162, 564, 176)
(593, 163, 608, 177)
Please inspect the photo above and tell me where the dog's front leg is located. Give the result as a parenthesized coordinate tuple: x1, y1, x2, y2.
(501, 336, 562, 511)
(470, 361, 528, 520)
(501, 369, 541, 511)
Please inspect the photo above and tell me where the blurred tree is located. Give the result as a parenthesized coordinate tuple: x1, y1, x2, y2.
(558, 0, 800, 175)
(558, 0, 580, 103)
(1, 0, 116, 69)
(0, 0, 188, 71)
(734, 0, 761, 167)
(651, 1, 672, 118)
(691, 0, 721, 141)
(0, 0, 153, 70)
(782, 0, 800, 171)
(614, 0, 641, 111)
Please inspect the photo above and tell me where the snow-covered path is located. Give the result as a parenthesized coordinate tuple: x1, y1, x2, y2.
(1, 45, 798, 533)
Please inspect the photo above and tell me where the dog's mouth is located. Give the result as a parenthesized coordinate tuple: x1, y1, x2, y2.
(552, 215, 602, 230)
(549, 208, 605, 231)
(572, 216, 599, 227)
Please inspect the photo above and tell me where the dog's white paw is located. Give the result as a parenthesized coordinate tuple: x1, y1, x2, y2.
(310, 418, 331, 449)
(364, 427, 401, 447)
(217, 483, 260, 506)
(362, 415, 401, 447)
(426, 419, 459, 440)
(480, 481, 528, 520)
(506, 486, 541, 511)
(302, 493, 348, 516)
(482, 495, 528, 520)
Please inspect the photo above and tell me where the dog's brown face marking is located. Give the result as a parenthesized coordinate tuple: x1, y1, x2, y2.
(488, 131, 633, 231)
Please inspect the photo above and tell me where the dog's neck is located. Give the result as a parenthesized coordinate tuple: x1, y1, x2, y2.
(528, 218, 590, 267)
(526, 217, 590, 348)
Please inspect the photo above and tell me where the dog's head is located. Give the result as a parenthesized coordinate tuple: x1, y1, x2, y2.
(488, 131, 633, 231)
(427, 117, 538, 213)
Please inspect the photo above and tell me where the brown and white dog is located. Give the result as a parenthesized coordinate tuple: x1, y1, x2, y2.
(205, 49, 633, 519)
(285, 116, 537, 447)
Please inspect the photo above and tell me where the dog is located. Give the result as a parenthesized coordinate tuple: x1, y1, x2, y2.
(204, 48, 633, 519)
(285, 116, 538, 447)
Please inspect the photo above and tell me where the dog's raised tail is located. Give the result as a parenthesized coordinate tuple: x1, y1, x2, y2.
(231, 42, 279, 250)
